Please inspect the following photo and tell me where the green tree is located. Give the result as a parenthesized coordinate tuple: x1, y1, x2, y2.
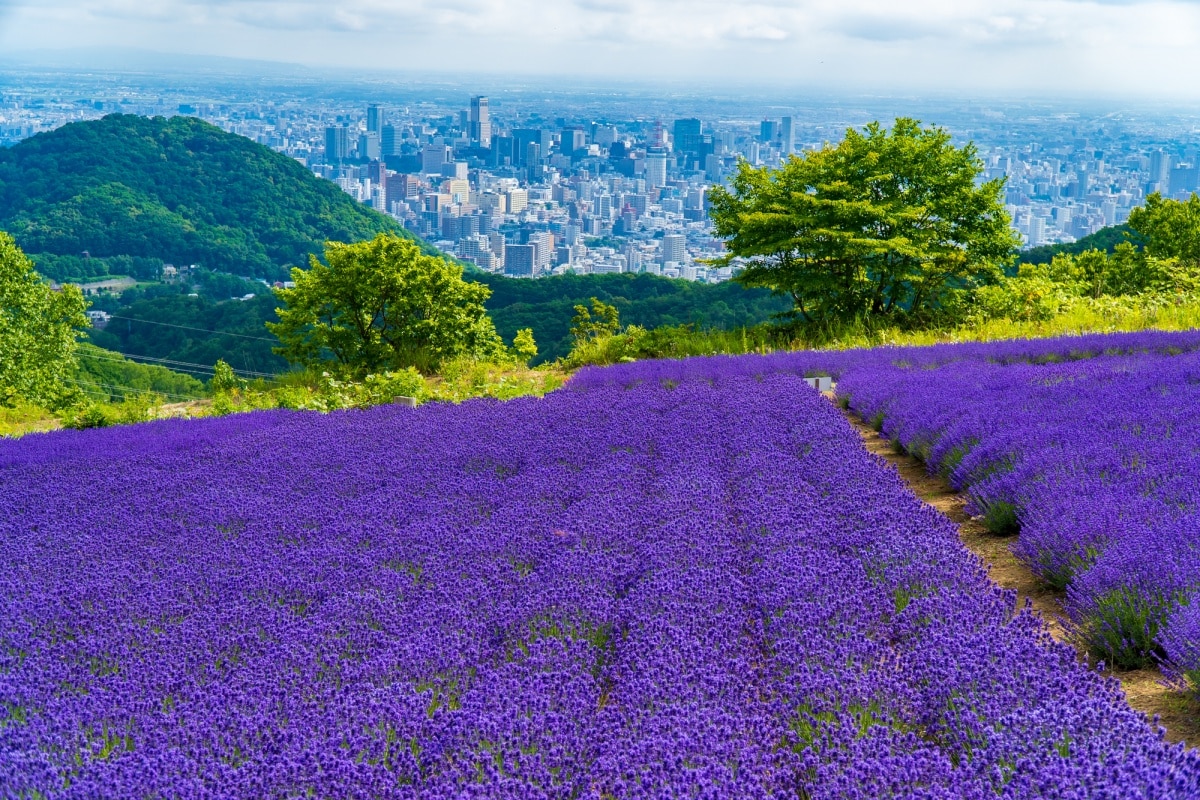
(569, 297, 621, 342)
(268, 234, 504, 375)
(0, 232, 89, 407)
(512, 328, 538, 364)
(1128, 192, 1200, 265)
(708, 118, 1019, 326)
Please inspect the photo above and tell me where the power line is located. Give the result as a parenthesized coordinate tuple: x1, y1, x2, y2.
(106, 315, 278, 342)
(78, 351, 219, 379)
(63, 377, 202, 403)
(80, 350, 276, 380)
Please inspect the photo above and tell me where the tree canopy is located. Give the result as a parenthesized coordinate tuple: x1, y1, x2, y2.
(709, 118, 1019, 326)
(0, 114, 436, 281)
(0, 232, 89, 407)
(269, 235, 505, 375)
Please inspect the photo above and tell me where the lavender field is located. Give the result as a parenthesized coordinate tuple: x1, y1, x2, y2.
(833, 337, 1200, 686)
(4, 342, 1200, 797)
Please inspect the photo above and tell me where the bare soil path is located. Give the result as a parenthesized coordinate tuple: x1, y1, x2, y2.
(832, 397, 1200, 749)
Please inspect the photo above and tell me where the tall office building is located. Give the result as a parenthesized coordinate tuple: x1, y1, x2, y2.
(325, 126, 349, 164)
(359, 131, 381, 162)
(422, 144, 453, 174)
(645, 147, 668, 189)
(759, 119, 779, 145)
(381, 124, 399, 158)
(367, 104, 383, 137)
(661, 233, 686, 265)
(673, 118, 702, 153)
(780, 116, 795, 156)
(469, 96, 491, 148)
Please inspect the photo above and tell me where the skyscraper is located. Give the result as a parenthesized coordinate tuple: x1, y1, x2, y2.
(759, 119, 779, 145)
(367, 104, 383, 137)
(673, 118, 702, 153)
(780, 116, 795, 156)
(325, 126, 349, 164)
(469, 96, 491, 148)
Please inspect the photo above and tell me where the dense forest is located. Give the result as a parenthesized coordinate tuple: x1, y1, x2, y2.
(84, 272, 790, 370)
(1018, 224, 1142, 265)
(0, 114, 430, 281)
(477, 272, 789, 362)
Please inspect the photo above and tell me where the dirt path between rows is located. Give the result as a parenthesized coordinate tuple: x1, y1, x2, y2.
(833, 399, 1199, 749)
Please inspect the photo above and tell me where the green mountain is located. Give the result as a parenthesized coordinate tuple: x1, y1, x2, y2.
(0, 114, 428, 281)
(1019, 224, 1142, 265)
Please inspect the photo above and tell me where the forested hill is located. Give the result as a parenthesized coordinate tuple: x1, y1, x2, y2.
(1018, 224, 1142, 265)
(0, 114, 428, 281)
(477, 272, 789, 362)
(90, 271, 790, 371)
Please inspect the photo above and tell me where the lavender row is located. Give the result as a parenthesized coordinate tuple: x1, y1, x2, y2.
(4, 362, 1198, 796)
(835, 350, 1200, 682)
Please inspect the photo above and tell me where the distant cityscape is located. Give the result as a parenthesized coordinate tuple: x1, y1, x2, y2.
(5, 67, 1200, 282)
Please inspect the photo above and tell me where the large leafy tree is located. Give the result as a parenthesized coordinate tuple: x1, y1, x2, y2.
(269, 234, 505, 375)
(0, 232, 89, 406)
(1128, 192, 1200, 265)
(709, 118, 1019, 326)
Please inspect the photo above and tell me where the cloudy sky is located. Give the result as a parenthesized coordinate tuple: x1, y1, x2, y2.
(1, 0, 1198, 98)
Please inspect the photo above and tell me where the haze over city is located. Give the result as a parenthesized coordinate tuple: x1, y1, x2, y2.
(3, 0, 1200, 98)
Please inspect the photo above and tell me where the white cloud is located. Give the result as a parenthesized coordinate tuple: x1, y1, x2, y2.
(1, 0, 1199, 98)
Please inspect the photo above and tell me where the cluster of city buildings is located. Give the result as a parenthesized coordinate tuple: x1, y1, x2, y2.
(5, 72, 1200, 278)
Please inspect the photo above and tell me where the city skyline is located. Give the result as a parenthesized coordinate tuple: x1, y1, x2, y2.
(2, 1, 1200, 100)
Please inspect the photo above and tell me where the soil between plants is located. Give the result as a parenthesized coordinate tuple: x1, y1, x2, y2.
(832, 396, 1200, 749)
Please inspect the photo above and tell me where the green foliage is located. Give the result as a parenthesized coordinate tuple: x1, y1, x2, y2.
(74, 343, 206, 402)
(87, 294, 286, 376)
(1075, 586, 1181, 670)
(30, 253, 165, 283)
(210, 359, 245, 394)
(60, 393, 160, 430)
(269, 234, 505, 376)
(1129, 193, 1200, 265)
(0, 232, 89, 408)
(512, 328, 538, 364)
(480, 271, 788, 364)
(1019, 225, 1140, 265)
(0, 114, 436, 280)
(561, 323, 788, 369)
(569, 297, 621, 342)
(709, 117, 1019, 326)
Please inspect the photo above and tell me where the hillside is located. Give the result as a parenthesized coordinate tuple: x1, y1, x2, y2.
(479, 272, 789, 362)
(89, 271, 790, 370)
(1019, 224, 1142, 265)
(0, 114, 429, 281)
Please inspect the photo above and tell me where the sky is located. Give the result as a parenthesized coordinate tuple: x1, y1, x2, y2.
(1, 0, 1199, 99)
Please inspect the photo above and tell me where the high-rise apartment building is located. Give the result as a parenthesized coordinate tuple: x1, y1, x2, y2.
(325, 126, 349, 164)
(469, 96, 491, 148)
(527, 231, 554, 270)
(505, 244, 537, 276)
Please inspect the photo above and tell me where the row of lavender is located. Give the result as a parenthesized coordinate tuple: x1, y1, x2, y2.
(4, 363, 1197, 796)
(581, 331, 1200, 685)
(833, 348, 1200, 682)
